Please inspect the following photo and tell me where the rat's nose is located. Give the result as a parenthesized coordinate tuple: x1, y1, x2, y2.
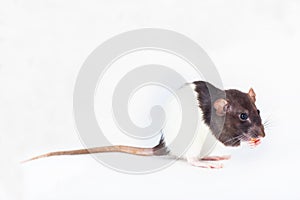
(258, 125, 265, 138)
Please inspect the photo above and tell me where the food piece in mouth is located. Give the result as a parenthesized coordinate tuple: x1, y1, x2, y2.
(249, 138, 261, 147)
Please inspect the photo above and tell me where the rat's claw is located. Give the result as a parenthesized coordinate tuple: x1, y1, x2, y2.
(209, 163, 224, 169)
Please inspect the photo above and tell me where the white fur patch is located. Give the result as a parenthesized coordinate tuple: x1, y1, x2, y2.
(162, 83, 214, 159)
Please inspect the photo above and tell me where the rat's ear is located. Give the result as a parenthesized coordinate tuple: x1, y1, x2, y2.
(213, 98, 229, 116)
(248, 88, 256, 103)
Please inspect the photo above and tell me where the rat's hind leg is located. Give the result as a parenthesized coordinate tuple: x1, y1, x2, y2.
(187, 157, 224, 169)
(200, 155, 231, 161)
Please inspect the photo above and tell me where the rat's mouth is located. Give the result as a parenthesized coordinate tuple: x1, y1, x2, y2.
(222, 134, 262, 147)
(241, 134, 262, 147)
(248, 138, 261, 147)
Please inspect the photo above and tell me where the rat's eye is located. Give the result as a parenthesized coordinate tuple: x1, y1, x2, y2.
(257, 109, 260, 115)
(239, 113, 248, 121)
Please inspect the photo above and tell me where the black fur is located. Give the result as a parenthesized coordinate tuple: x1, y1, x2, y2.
(153, 135, 170, 155)
(193, 81, 265, 146)
(193, 81, 226, 126)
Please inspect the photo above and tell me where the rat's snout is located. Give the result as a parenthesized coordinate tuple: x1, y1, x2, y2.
(257, 125, 265, 138)
(249, 125, 265, 139)
(247, 125, 265, 147)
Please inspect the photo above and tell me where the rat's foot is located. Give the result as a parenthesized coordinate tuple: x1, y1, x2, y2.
(201, 155, 231, 161)
(187, 157, 224, 169)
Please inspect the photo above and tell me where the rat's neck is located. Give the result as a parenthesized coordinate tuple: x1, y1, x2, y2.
(192, 82, 225, 141)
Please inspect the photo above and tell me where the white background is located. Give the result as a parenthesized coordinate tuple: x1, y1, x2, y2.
(1, 0, 300, 199)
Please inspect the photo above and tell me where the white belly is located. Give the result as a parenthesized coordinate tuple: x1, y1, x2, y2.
(162, 83, 217, 159)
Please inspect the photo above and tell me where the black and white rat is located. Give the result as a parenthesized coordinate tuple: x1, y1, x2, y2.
(22, 81, 265, 168)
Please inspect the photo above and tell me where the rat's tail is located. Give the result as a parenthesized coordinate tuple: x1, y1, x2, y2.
(21, 136, 169, 163)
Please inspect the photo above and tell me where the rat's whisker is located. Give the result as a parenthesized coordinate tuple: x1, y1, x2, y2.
(242, 133, 252, 141)
(231, 137, 244, 146)
(263, 118, 274, 130)
(263, 114, 275, 127)
(223, 135, 241, 144)
(263, 114, 272, 122)
(264, 123, 273, 128)
(223, 135, 244, 145)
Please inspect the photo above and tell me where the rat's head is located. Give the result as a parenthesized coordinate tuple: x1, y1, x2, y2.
(194, 81, 265, 147)
(214, 88, 265, 146)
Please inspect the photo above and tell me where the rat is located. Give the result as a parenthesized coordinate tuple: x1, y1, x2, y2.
(22, 81, 265, 168)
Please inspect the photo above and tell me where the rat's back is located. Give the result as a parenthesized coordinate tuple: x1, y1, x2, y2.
(162, 83, 217, 159)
